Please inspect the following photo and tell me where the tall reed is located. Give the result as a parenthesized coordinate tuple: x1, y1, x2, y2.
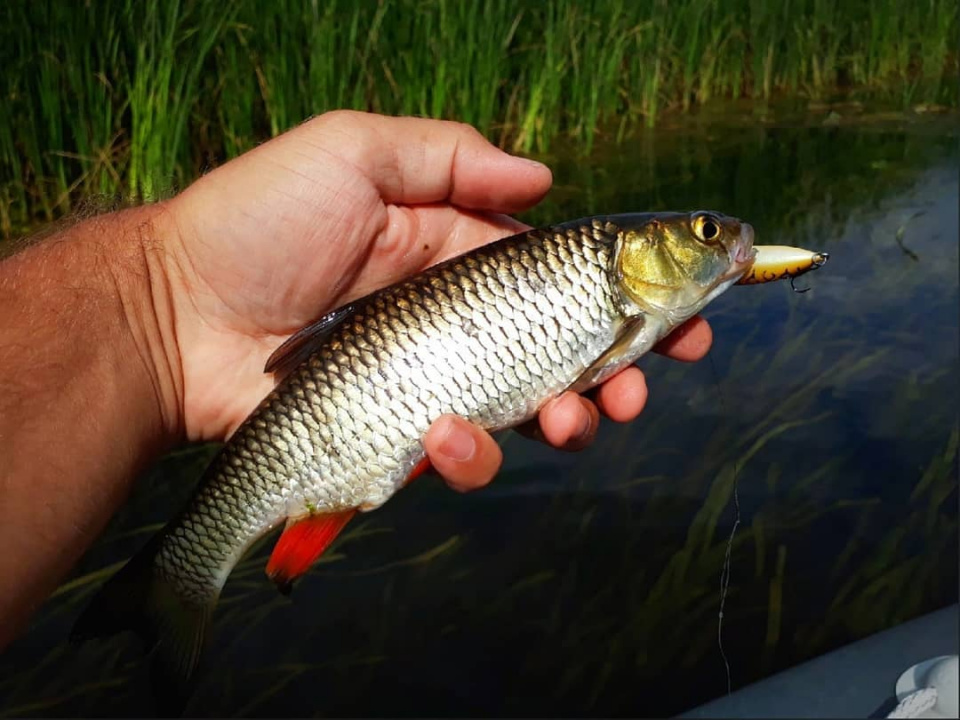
(1, 0, 957, 236)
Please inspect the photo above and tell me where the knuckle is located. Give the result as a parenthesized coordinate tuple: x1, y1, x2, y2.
(307, 110, 371, 140)
(315, 109, 363, 129)
(445, 119, 485, 142)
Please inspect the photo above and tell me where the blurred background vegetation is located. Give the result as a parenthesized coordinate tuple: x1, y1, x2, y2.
(1, 0, 957, 237)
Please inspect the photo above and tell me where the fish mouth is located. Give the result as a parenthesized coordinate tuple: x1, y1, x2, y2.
(726, 222, 757, 280)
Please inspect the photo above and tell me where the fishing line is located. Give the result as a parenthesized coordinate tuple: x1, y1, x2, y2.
(707, 349, 741, 696)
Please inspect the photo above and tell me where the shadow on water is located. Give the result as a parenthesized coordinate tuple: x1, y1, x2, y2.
(1, 109, 957, 717)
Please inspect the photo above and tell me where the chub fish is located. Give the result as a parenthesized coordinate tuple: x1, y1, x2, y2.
(74, 210, 769, 707)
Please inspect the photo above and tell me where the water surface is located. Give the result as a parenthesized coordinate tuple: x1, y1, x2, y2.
(1, 109, 957, 717)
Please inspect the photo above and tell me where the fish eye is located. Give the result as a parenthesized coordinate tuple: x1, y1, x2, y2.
(692, 213, 723, 243)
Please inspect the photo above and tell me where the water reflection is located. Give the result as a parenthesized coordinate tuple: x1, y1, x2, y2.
(1, 115, 957, 717)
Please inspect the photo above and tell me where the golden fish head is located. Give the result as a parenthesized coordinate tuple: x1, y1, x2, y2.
(613, 210, 756, 318)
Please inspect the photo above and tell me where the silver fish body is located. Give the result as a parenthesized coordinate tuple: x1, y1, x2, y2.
(73, 210, 756, 705)
(159, 217, 645, 601)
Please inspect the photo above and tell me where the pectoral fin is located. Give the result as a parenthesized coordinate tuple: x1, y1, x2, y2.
(567, 315, 650, 395)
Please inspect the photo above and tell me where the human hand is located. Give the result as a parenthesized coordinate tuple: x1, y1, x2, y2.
(149, 111, 712, 492)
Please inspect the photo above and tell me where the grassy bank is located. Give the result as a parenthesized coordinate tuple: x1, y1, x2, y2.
(1, 0, 957, 236)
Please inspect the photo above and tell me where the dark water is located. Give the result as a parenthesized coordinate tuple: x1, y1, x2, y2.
(2, 110, 957, 717)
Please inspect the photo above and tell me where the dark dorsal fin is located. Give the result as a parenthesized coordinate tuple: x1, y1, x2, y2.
(264, 303, 357, 378)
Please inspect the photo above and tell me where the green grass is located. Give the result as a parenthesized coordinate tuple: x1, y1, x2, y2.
(1, 0, 958, 237)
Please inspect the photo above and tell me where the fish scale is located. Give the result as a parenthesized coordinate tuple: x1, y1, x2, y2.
(74, 210, 761, 706)
(155, 222, 622, 601)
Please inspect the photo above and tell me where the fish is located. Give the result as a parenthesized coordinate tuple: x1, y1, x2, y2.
(72, 210, 758, 709)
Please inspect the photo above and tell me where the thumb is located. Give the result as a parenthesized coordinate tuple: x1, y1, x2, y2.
(301, 111, 554, 212)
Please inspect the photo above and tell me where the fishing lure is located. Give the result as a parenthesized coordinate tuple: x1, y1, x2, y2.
(736, 245, 830, 293)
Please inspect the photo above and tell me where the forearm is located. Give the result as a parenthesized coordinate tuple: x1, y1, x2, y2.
(0, 205, 181, 646)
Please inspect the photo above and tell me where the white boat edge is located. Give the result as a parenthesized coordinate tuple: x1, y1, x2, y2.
(678, 604, 959, 719)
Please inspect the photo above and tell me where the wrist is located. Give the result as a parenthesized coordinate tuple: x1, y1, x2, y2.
(0, 206, 182, 452)
(101, 203, 188, 444)
(31, 204, 188, 446)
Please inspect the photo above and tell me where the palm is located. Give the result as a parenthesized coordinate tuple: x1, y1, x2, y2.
(166, 113, 545, 440)
(161, 111, 711, 461)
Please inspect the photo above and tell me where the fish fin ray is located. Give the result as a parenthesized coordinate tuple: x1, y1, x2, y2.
(264, 304, 357, 378)
(266, 509, 357, 592)
(567, 315, 647, 394)
(71, 533, 214, 715)
(151, 591, 212, 716)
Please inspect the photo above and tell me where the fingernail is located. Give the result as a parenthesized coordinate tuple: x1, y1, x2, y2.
(518, 156, 549, 172)
(438, 417, 476, 462)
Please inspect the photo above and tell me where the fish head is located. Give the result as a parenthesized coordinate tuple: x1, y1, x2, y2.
(613, 210, 756, 321)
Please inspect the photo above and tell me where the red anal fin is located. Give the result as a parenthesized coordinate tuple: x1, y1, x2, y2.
(404, 457, 433, 487)
(266, 509, 356, 594)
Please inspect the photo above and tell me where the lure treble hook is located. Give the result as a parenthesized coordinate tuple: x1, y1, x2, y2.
(790, 274, 812, 293)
